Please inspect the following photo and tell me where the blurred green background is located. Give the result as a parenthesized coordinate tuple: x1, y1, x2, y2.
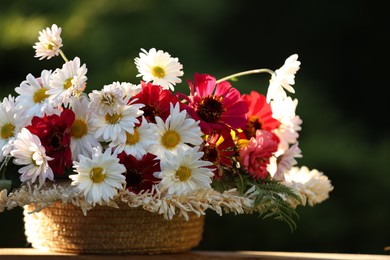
(0, 0, 389, 255)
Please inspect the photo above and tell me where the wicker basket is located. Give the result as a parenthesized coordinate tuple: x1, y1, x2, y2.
(23, 202, 205, 254)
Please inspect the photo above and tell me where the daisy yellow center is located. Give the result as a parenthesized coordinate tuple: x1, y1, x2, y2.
(126, 129, 140, 145)
(197, 96, 225, 123)
(152, 66, 166, 78)
(161, 130, 180, 149)
(33, 87, 49, 104)
(175, 166, 192, 182)
(90, 167, 106, 183)
(105, 113, 122, 124)
(46, 43, 54, 50)
(71, 119, 88, 139)
(64, 78, 73, 89)
(1, 123, 15, 140)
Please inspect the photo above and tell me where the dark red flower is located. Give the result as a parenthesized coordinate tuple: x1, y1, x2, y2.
(131, 82, 180, 123)
(26, 109, 75, 177)
(118, 152, 160, 194)
(201, 131, 235, 178)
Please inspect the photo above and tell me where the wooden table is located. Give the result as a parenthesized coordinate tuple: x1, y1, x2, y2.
(0, 248, 389, 259)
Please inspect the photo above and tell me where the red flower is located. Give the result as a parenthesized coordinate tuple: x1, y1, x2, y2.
(131, 82, 180, 123)
(201, 131, 235, 178)
(181, 73, 248, 134)
(118, 152, 160, 194)
(26, 109, 75, 176)
(238, 129, 279, 179)
(241, 91, 280, 139)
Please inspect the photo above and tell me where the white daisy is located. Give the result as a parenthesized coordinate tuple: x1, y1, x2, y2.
(15, 70, 60, 122)
(92, 101, 144, 143)
(10, 128, 54, 187)
(266, 54, 300, 102)
(110, 116, 157, 159)
(283, 166, 333, 207)
(48, 57, 88, 107)
(33, 24, 63, 60)
(148, 103, 203, 158)
(69, 96, 101, 161)
(0, 95, 26, 161)
(70, 146, 126, 205)
(155, 146, 214, 196)
(89, 81, 127, 116)
(134, 48, 184, 91)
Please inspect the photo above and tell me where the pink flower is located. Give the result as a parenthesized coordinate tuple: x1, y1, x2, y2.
(238, 129, 279, 179)
(180, 73, 248, 134)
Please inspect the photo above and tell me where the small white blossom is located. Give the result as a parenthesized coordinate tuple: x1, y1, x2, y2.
(268, 143, 302, 181)
(134, 48, 184, 91)
(33, 24, 63, 60)
(267, 54, 300, 102)
(10, 128, 54, 187)
(89, 82, 128, 116)
(0, 96, 27, 161)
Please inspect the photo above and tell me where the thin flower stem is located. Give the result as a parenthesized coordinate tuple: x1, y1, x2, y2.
(216, 68, 274, 84)
(59, 50, 69, 62)
(0, 156, 11, 179)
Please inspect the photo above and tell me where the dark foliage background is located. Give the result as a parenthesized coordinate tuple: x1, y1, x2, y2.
(0, 0, 389, 255)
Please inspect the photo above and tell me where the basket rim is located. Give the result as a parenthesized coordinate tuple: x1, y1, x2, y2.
(4, 180, 254, 220)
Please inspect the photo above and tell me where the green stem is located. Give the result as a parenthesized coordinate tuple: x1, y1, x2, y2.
(59, 50, 69, 63)
(0, 156, 11, 180)
(216, 68, 274, 84)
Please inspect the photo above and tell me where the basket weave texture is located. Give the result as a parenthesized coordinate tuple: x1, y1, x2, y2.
(23, 202, 204, 254)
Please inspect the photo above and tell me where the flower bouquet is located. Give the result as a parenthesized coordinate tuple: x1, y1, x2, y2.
(0, 24, 333, 254)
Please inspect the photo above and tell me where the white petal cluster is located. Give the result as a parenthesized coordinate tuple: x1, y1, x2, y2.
(271, 97, 302, 154)
(283, 166, 334, 207)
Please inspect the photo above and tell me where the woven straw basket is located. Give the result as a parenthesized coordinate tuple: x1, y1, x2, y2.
(23, 202, 204, 254)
